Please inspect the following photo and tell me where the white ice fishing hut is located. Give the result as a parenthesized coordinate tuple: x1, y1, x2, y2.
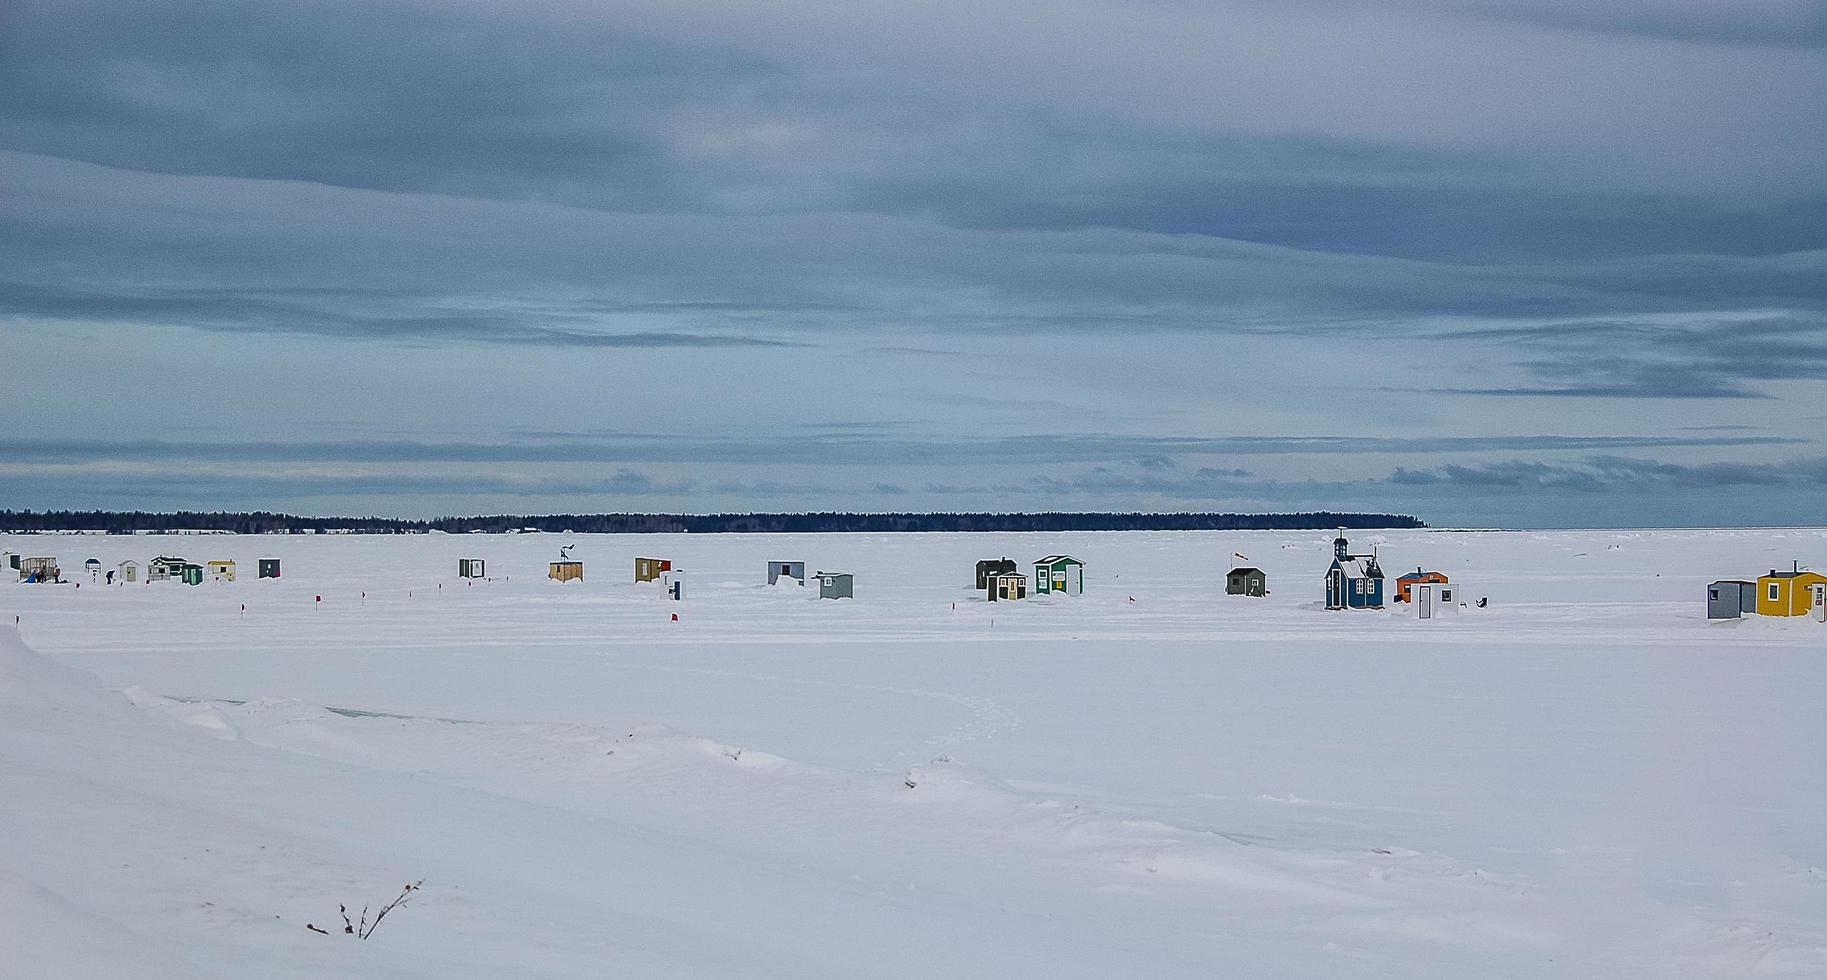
(1410, 581, 1461, 619)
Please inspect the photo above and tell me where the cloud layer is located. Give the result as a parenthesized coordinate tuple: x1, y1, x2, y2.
(1, 0, 1822, 523)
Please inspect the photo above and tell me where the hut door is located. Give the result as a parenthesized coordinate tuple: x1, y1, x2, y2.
(1417, 585, 1432, 619)
(1066, 565, 1082, 594)
(1814, 585, 1826, 622)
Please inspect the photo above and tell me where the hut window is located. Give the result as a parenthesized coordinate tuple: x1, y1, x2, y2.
(1769, 583, 1781, 601)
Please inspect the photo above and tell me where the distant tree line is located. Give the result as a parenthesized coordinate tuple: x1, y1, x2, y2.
(0, 509, 1425, 534)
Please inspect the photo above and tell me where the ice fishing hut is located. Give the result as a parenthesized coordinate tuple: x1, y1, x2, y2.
(1707, 580, 1757, 620)
(1033, 555, 1084, 596)
(2, 551, 17, 571)
(207, 559, 237, 582)
(548, 560, 584, 583)
(457, 558, 485, 579)
(1394, 568, 1449, 603)
(635, 557, 671, 583)
(147, 556, 187, 582)
(18, 556, 60, 583)
(975, 558, 1018, 590)
(1325, 535, 1384, 610)
(176, 563, 204, 586)
(986, 570, 1027, 601)
(117, 560, 139, 583)
(1225, 567, 1266, 596)
(1757, 564, 1827, 617)
(816, 571, 854, 599)
(258, 558, 281, 579)
(84, 558, 102, 582)
(662, 568, 686, 600)
(1410, 581, 1460, 619)
(768, 561, 806, 585)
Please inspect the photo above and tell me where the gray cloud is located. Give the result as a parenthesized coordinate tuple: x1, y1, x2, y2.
(0, 432, 1803, 469)
(0, 279, 800, 349)
(1390, 455, 1827, 492)
(1396, 0, 1827, 48)
(1425, 313, 1827, 398)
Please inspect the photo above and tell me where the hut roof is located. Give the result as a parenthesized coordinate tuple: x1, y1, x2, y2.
(1228, 566, 1264, 576)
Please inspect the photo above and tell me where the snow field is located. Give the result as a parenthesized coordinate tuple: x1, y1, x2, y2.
(2, 528, 1825, 977)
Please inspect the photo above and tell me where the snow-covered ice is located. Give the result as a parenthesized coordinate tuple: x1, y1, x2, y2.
(2, 528, 1825, 977)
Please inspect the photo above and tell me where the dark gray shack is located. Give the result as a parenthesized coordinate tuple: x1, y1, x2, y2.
(1707, 580, 1756, 619)
(817, 571, 854, 599)
(975, 558, 1018, 590)
(768, 561, 807, 585)
(1225, 567, 1267, 596)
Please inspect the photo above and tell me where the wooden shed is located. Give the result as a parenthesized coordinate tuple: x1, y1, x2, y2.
(1394, 568, 1448, 603)
(1225, 567, 1266, 596)
(768, 561, 807, 585)
(549, 561, 584, 583)
(1757, 565, 1827, 617)
(178, 563, 204, 586)
(207, 560, 237, 582)
(1033, 555, 1083, 596)
(17, 556, 60, 583)
(1707, 580, 1756, 620)
(986, 571, 1027, 601)
(635, 557, 671, 583)
(148, 556, 188, 582)
(975, 558, 1018, 590)
(258, 558, 281, 579)
(816, 571, 854, 599)
(457, 558, 485, 579)
(117, 560, 139, 583)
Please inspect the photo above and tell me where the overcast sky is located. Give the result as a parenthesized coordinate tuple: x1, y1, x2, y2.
(3, 0, 1824, 526)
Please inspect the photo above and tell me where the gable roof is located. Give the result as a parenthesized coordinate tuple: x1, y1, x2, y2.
(1035, 555, 1083, 566)
(1227, 566, 1263, 576)
(1331, 557, 1382, 580)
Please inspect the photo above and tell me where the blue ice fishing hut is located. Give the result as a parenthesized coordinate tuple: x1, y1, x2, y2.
(1324, 534, 1385, 610)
